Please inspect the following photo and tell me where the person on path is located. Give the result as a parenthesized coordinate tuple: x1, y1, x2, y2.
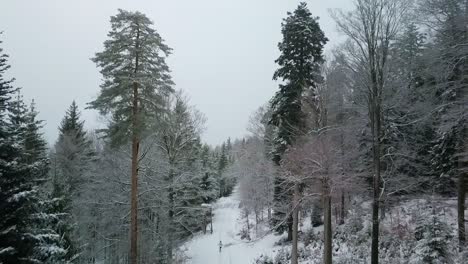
(218, 240, 223, 253)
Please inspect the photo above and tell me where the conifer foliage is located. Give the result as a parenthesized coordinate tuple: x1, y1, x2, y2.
(0, 36, 65, 263)
(51, 101, 94, 262)
(270, 2, 328, 163)
(268, 2, 328, 238)
(89, 9, 174, 264)
(411, 206, 454, 263)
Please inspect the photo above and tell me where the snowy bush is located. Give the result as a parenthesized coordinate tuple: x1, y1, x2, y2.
(332, 207, 371, 263)
(302, 227, 317, 247)
(343, 208, 364, 234)
(273, 248, 290, 263)
(253, 254, 274, 264)
(253, 249, 289, 264)
(379, 234, 415, 264)
(410, 207, 454, 264)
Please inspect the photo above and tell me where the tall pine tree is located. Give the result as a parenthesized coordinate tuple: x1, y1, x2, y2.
(89, 9, 174, 264)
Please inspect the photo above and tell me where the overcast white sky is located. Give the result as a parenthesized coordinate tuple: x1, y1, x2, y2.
(0, 0, 351, 146)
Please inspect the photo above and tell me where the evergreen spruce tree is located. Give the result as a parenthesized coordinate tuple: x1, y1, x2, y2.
(199, 144, 219, 203)
(89, 9, 174, 263)
(0, 36, 65, 263)
(9, 91, 27, 134)
(24, 100, 66, 262)
(157, 94, 205, 263)
(268, 2, 327, 238)
(55, 101, 93, 193)
(23, 101, 47, 164)
(0, 33, 30, 263)
(411, 206, 454, 264)
(421, 0, 467, 248)
(226, 137, 233, 163)
(174, 175, 204, 237)
(217, 143, 229, 197)
(52, 101, 93, 262)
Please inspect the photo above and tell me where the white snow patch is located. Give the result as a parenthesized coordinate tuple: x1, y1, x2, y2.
(8, 190, 34, 202)
(182, 188, 281, 264)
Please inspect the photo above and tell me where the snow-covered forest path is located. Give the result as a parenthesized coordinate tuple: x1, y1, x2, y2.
(183, 188, 278, 264)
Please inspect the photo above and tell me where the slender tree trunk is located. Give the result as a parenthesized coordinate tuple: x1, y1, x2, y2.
(255, 210, 259, 232)
(335, 207, 338, 225)
(287, 215, 293, 241)
(459, 0, 468, 251)
(340, 190, 345, 225)
(167, 186, 174, 264)
(210, 207, 213, 234)
(458, 155, 466, 251)
(291, 183, 300, 264)
(130, 80, 139, 264)
(371, 90, 381, 264)
(203, 213, 207, 234)
(130, 27, 140, 264)
(167, 165, 176, 264)
(323, 179, 332, 264)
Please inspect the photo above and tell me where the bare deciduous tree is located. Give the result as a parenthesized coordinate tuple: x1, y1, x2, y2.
(332, 1, 409, 262)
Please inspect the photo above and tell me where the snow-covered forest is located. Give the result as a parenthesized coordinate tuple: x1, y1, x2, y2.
(0, 0, 467, 263)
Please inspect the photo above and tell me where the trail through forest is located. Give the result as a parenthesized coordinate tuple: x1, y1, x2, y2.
(183, 187, 278, 264)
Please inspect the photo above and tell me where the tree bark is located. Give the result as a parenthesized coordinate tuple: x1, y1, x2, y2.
(323, 179, 332, 264)
(130, 80, 139, 264)
(458, 155, 466, 251)
(167, 184, 174, 264)
(246, 210, 250, 234)
(371, 91, 381, 264)
(340, 190, 345, 225)
(130, 26, 140, 264)
(291, 183, 300, 264)
(210, 207, 213, 234)
(459, 0, 468, 251)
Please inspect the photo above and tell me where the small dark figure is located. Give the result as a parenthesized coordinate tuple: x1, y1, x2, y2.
(218, 240, 223, 253)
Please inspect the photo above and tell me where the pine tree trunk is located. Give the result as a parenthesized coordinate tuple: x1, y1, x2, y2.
(458, 155, 466, 251)
(130, 26, 141, 264)
(130, 80, 139, 264)
(459, 0, 468, 251)
(291, 183, 300, 264)
(323, 179, 332, 264)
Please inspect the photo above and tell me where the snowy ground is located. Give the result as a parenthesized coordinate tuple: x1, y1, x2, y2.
(182, 188, 280, 264)
(181, 190, 467, 264)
